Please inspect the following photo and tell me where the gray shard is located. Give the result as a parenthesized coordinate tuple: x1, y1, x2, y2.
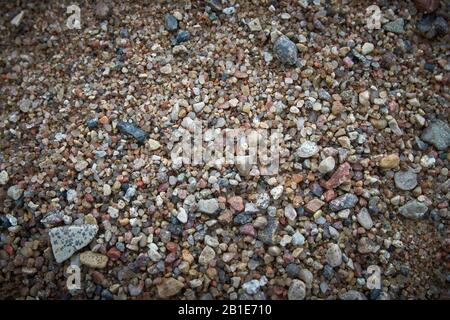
(329, 193, 358, 211)
(273, 35, 298, 65)
(116, 120, 148, 142)
(49, 224, 99, 263)
(399, 200, 428, 219)
(420, 119, 450, 150)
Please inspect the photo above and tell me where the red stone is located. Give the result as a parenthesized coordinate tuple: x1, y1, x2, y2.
(228, 196, 244, 212)
(106, 247, 121, 261)
(5, 244, 14, 255)
(325, 162, 351, 189)
(324, 189, 336, 202)
(240, 224, 256, 237)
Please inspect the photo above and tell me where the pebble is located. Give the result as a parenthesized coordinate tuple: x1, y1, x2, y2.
(379, 154, 400, 169)
(329, 193, 358, 211)
(49, 224, 98, 263)
(318, 156, 335, 174)
(399, 200, 428, 219)
(199, 246, 216, 265)
(357, 208, 373, 230)
(157, 278, 184, 298)
(273, 35, 298, 65)
(297, 141, 319, 158)
(248, 18, 262, 32)
(361, 42, 374, 55)
(326, 243, 342, 267)
(80, 251, 109, 269)
(164, 14, 178, 31)
(383, 18, 405, 34)
(116, 121, 148, 142)
(420, 119, 450, 150)
(0, 170, 9, 185)
(284, 205, 297, 220)
(198, 199, 219, 215)
(7, 185, 23, 200)
(288, 280, 306, 300)
(394, 170, 418, 191)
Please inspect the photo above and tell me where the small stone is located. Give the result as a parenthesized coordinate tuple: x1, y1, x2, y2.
(148, 139, 161, 151)
(288, 279, 306, 300)
(157, 278, 184, 298)
(117, 120, 148, 142)
(358, 237, 379, 254)
(198, 198, 219, 215)
(273, 35, 298, 65)
(362, 42, 374, 55)
(297, 141, 319, 158)
(340, 290, 367, 300)
(108, 207, 119, 219)
(242, 279, 261, 294)
(324, 162, 351, 189)
(357, 208, 373, 230)
(175, 30, 190, 44)
(248, 18, 262, 32)
(228, 196, 244, 212)
(0, 170, 9, 185)
(95, 2, 110, 19)
(326, 243, 342, 267)
(270, 185, 284, 200)
(80, 251, 108, 269)
(7, 185, 23, 200)
(49, 224, 98, 263)
(329, 193, 358, 211)
(177, 207, 188, 224)
(19, 98, 31, 113)
(11, 10, 24, 27)
(394, 170, 418, 191)
(318, 156, 335, 174)
(399, 200, 428, 219)
(103, 184, 112, 196)
(164, 14, 178, 31)
(379, 154, 400, 169)
(420, 119, 450, 150)
(292, 231, 305, 246)
(383, 18, 405, 34)
(284, 204, 297, 220)
(160, 64, 172, 74)
(199, 246, 216, 265)
(305, 198, 325, 213)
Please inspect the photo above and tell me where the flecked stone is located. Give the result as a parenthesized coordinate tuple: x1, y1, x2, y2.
(116, 120, 148, 142)
(284, 204, 297, 220)
(228, 196, 244, 212)
(288, 279, 306, 300)
(157, 278, 184, 298)
(318, 156, 335, 174)
(399, 200, 428, 219)
(7, 185, 23, 200)
(258, 216, 278, 245)
(329, 193, 358, 211)
(80, 251, 108, 269)
(273, 35, 298, 65)
(297, 141, 319, 158)
(340, 290, 367, 300)
(324, 162, 351, 189)
(326, 243, 342, 267)
(49, 224, 99, 263)
(199, 246, 216, 265)
(357, 208, 373, 230)
(394, 170, 418, 191)
(383, 18, 405, 34)
(198, 199, 219, 215)
(420, 119, 450, 150)
(0, 170, 9, 185)
(164, 14, 178, 31)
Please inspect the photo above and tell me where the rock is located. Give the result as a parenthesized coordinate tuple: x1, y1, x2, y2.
(108, 206, 119, 219)
(358, 237, 379, 254)
(270, 185, 284, 200)
(49, 224, 99, 263)
(177, 207, 188, 223)
(288, 279, 306, 300)
(414, 0, 441, 13)
(11, 10, 25, 27)
(148, 139, 161, 150)
(7, 185, 23, 200)
(284, 205, 297, 220)
(305, 198, 325, 213)
(256, 192, 271, 209)
(199, 246, 216, 265)
(228, 196, 244, 212)
(95, 2, 110, 19)
(75, 160, 88, 172)
(160, 64, 172, 74)
(198, 198, 219, 214)
(326, 243, 342, 267)
(67, 189, 77, 202)
(379, 154, 400, 169)
(329, 193, 358, 211)
(80, 251, 108, 269)
(286, 263, 301, 278)
(416, 14, 448, 39)
(420, 155, 435, 168)
(362, 42, 374, 55)
(399, 200, 428, 219)
(164, 14, 178, 31)
(383, 18, 405, 34)
(340, 290, 367, 300)
(394, 170, 418, 191)
(357, 208, 373, 230)
(420, 119, 450, 150)
(41, 211, 65, 228)
(19, 98, 31, 113)
(175, 30, 190, 44)
(318, 156, 335, 174)
(157, 278, 184, 298)
(0, 170, 9, 185)
(116, 120, 148, 142)
(273, 35, 298, 65)
(292, 231, 305, 246)
(258, 216, 278, 245)
(299, 269, 313, 288)
(248, 18, 262, 32)
(297, 141, 319, 158)
(242, 280, 261, 294)
(324, 162, 351, 189)
(207, 0, 223, 12)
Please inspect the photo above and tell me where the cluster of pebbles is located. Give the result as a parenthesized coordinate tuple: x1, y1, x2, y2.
(0, 0, 449, 300)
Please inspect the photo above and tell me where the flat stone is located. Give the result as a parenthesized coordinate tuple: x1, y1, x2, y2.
(399, 200, 428, 219)
(284, 204, 297, 220)
(318, 156, 335, 174)
(297, 141, 319, 158)
(95, 2, 110, 19)
(357, 208, 373, 230)
(7, 185, 23, 200)
(157, 278, 184, 298)
(324, 162, 351, 189)
(199, 245, 216, 265)
(80, 251, 108, 269)
(49, 224, 99, 263)
(164, 14, 178, 31)
(329, 193, 358, 211)
(394, 170, 418, 191)
(198, 198, 219, 215)
(383, 18, 405, 34)
(326, 243, 342, 267)
(248, 18, 262, 32)
(288, 279, 306, 300)
(257, 216, 278, 245)
(379, 154, 400, 169)
(273, 35, 298, 65)
(305, 198, 325, 213)
(117, 120, 148, 142)
(420, 119, 450, 150)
